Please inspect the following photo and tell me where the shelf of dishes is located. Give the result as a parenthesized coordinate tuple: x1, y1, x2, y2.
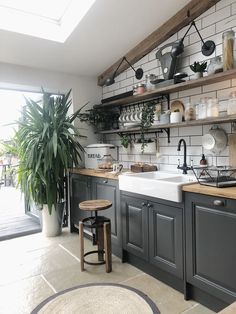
(95, 68, 236, 109)
(97, 114, 236, 134)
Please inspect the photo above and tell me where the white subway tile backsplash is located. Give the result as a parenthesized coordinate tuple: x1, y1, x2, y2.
(179, 126, 203, 136)
(203, 80, 231, 93)
(191, 136, 203, 146)
(190, 25, 216, 45)
(179, 87, 202, 98)
(216, 16, 236, 33)
(217, 0, 235, 10)
(202, 6, 231, 28)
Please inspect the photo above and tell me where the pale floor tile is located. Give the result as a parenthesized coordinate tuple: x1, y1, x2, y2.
(0, 275, 54, 314)
(0, 229, 216, 313)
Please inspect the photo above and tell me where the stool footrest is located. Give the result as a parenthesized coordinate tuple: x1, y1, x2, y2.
(83, 250, 106, 265)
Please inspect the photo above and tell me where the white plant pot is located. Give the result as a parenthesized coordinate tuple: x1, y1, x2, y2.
(193, 72, 203, 79)
(170, 112, 182, 123)
(133, 142, 156, 154)
(41, 203, 64, 237)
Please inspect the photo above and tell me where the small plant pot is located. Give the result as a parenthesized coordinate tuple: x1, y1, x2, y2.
(193, 72, 203, 79)
(170, 112, 182, 123)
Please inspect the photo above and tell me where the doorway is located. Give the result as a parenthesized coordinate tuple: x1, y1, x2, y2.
(0, 89, 42, 240)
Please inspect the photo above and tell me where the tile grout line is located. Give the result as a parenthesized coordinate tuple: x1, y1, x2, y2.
(119, 272, 145, 284)
(181, 303, 199, 313)
(40, 274, 57, 294)
(58, 243, 81, 262)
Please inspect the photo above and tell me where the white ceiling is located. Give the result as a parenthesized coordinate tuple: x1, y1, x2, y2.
(0, 0, 191, 77)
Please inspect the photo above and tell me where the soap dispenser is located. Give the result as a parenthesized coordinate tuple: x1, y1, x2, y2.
(200, 154, 207, 166)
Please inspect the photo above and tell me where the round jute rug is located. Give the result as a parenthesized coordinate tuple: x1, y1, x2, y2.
(31, 283, 160, 314)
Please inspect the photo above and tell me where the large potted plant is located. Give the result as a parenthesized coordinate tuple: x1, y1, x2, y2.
(16, 89, 84, 237)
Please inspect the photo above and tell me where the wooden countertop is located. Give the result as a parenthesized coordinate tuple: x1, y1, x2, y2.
(69, 168, 126, 180)
(182, 183, 236, 200)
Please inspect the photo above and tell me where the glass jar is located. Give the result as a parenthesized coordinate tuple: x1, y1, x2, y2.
(98, 154, 115, 170)
(136, 83, 146, 94)
(207, 98, 219, 118)
(207, 56, 223, 75)
(222, 30, 235, 71)
(145, 74, 156, 91)
(197, 98, 208, 119)
(184, 103, 196, 121)
(227, 91, 236, 115)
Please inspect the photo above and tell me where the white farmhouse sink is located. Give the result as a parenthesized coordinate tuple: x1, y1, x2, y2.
(119, 171, 197, 202)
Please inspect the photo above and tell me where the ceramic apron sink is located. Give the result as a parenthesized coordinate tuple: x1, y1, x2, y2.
(119, 171, 196, 202)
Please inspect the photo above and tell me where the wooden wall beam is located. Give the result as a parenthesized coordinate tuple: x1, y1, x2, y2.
(97, 0, 220, 86)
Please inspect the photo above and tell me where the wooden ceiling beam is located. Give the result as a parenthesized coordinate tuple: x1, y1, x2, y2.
(97, 0, 220, 86)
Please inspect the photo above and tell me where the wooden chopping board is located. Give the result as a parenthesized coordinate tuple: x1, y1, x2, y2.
(229, 133, 236, 167)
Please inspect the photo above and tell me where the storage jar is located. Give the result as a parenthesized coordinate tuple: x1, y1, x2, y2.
(227, 91, 236, 115)
(136, 83, 146, 94)
(207, 56, 223, 75)
(184, 103, 196, 121)
(222, 30, 235, 71)
(207, 98, 219, 118)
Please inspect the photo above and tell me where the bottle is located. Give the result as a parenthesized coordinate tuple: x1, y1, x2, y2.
(222, 30, 235, 71)
(200, 154, 207, 166)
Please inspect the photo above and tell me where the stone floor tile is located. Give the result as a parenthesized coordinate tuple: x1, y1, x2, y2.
(183, 304, 216, 313)
(0, 275, 54, 314)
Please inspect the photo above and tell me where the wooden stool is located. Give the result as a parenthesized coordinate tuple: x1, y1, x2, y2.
(76, 199, 112, 273)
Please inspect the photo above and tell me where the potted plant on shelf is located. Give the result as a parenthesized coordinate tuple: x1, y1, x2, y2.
(190, 61, 207, 79)
(78, 107, 119, 131)
(132, 101, 156, 153)
(120, 134, 132, 153)
(16, 89, 84, 237)
(133, 138, 156, 154)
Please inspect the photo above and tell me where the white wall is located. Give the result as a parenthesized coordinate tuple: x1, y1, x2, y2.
(102, 0, 236, 171)
(0, 62, 102, 147)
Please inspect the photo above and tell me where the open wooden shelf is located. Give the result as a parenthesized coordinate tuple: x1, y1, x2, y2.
(95, 69, 236, 108)
(98, 114, 236, 135)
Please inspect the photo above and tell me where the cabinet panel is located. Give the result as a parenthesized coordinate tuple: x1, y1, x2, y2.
(69, 174, 91, 230)
(122, 195, 148, 261)
(92, 178, 121, 246)
(185, 192, 236, 304)
(149, 203, 183, 278)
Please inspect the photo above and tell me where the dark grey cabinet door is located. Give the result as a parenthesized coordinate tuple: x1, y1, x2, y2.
(149, 203, 183, 279)
(122, 195, 148, 261)
(92, 177, 121, 246)
(69, 174, 91, 231)
(185, 192, 236, 304)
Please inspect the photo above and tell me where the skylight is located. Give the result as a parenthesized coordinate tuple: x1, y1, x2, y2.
(0, 0, 96, 42)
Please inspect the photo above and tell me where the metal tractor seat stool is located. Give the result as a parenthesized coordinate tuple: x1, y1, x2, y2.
(75, 199, 112, 273)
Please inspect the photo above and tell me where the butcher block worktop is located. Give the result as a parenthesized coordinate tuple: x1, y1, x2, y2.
(69, 168, 120, 180)
(183, 183, 236, 200)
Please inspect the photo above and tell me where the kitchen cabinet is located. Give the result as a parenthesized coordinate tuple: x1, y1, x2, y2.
(121, 194, 149, 261)
(69, 173, 92, 232)
(121, 191, 183, 276)
(149, 201, 183, 279)
(185, 192, 236, 305)
(92, 177, 121, 247)
(69, 173, 121, 255)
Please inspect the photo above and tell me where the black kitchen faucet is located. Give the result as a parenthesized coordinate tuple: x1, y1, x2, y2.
(177, 138, 191, 174)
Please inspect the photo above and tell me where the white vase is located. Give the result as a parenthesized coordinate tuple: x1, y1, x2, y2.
(41, 203, 64, 237)
(170, 112, 182, 123)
